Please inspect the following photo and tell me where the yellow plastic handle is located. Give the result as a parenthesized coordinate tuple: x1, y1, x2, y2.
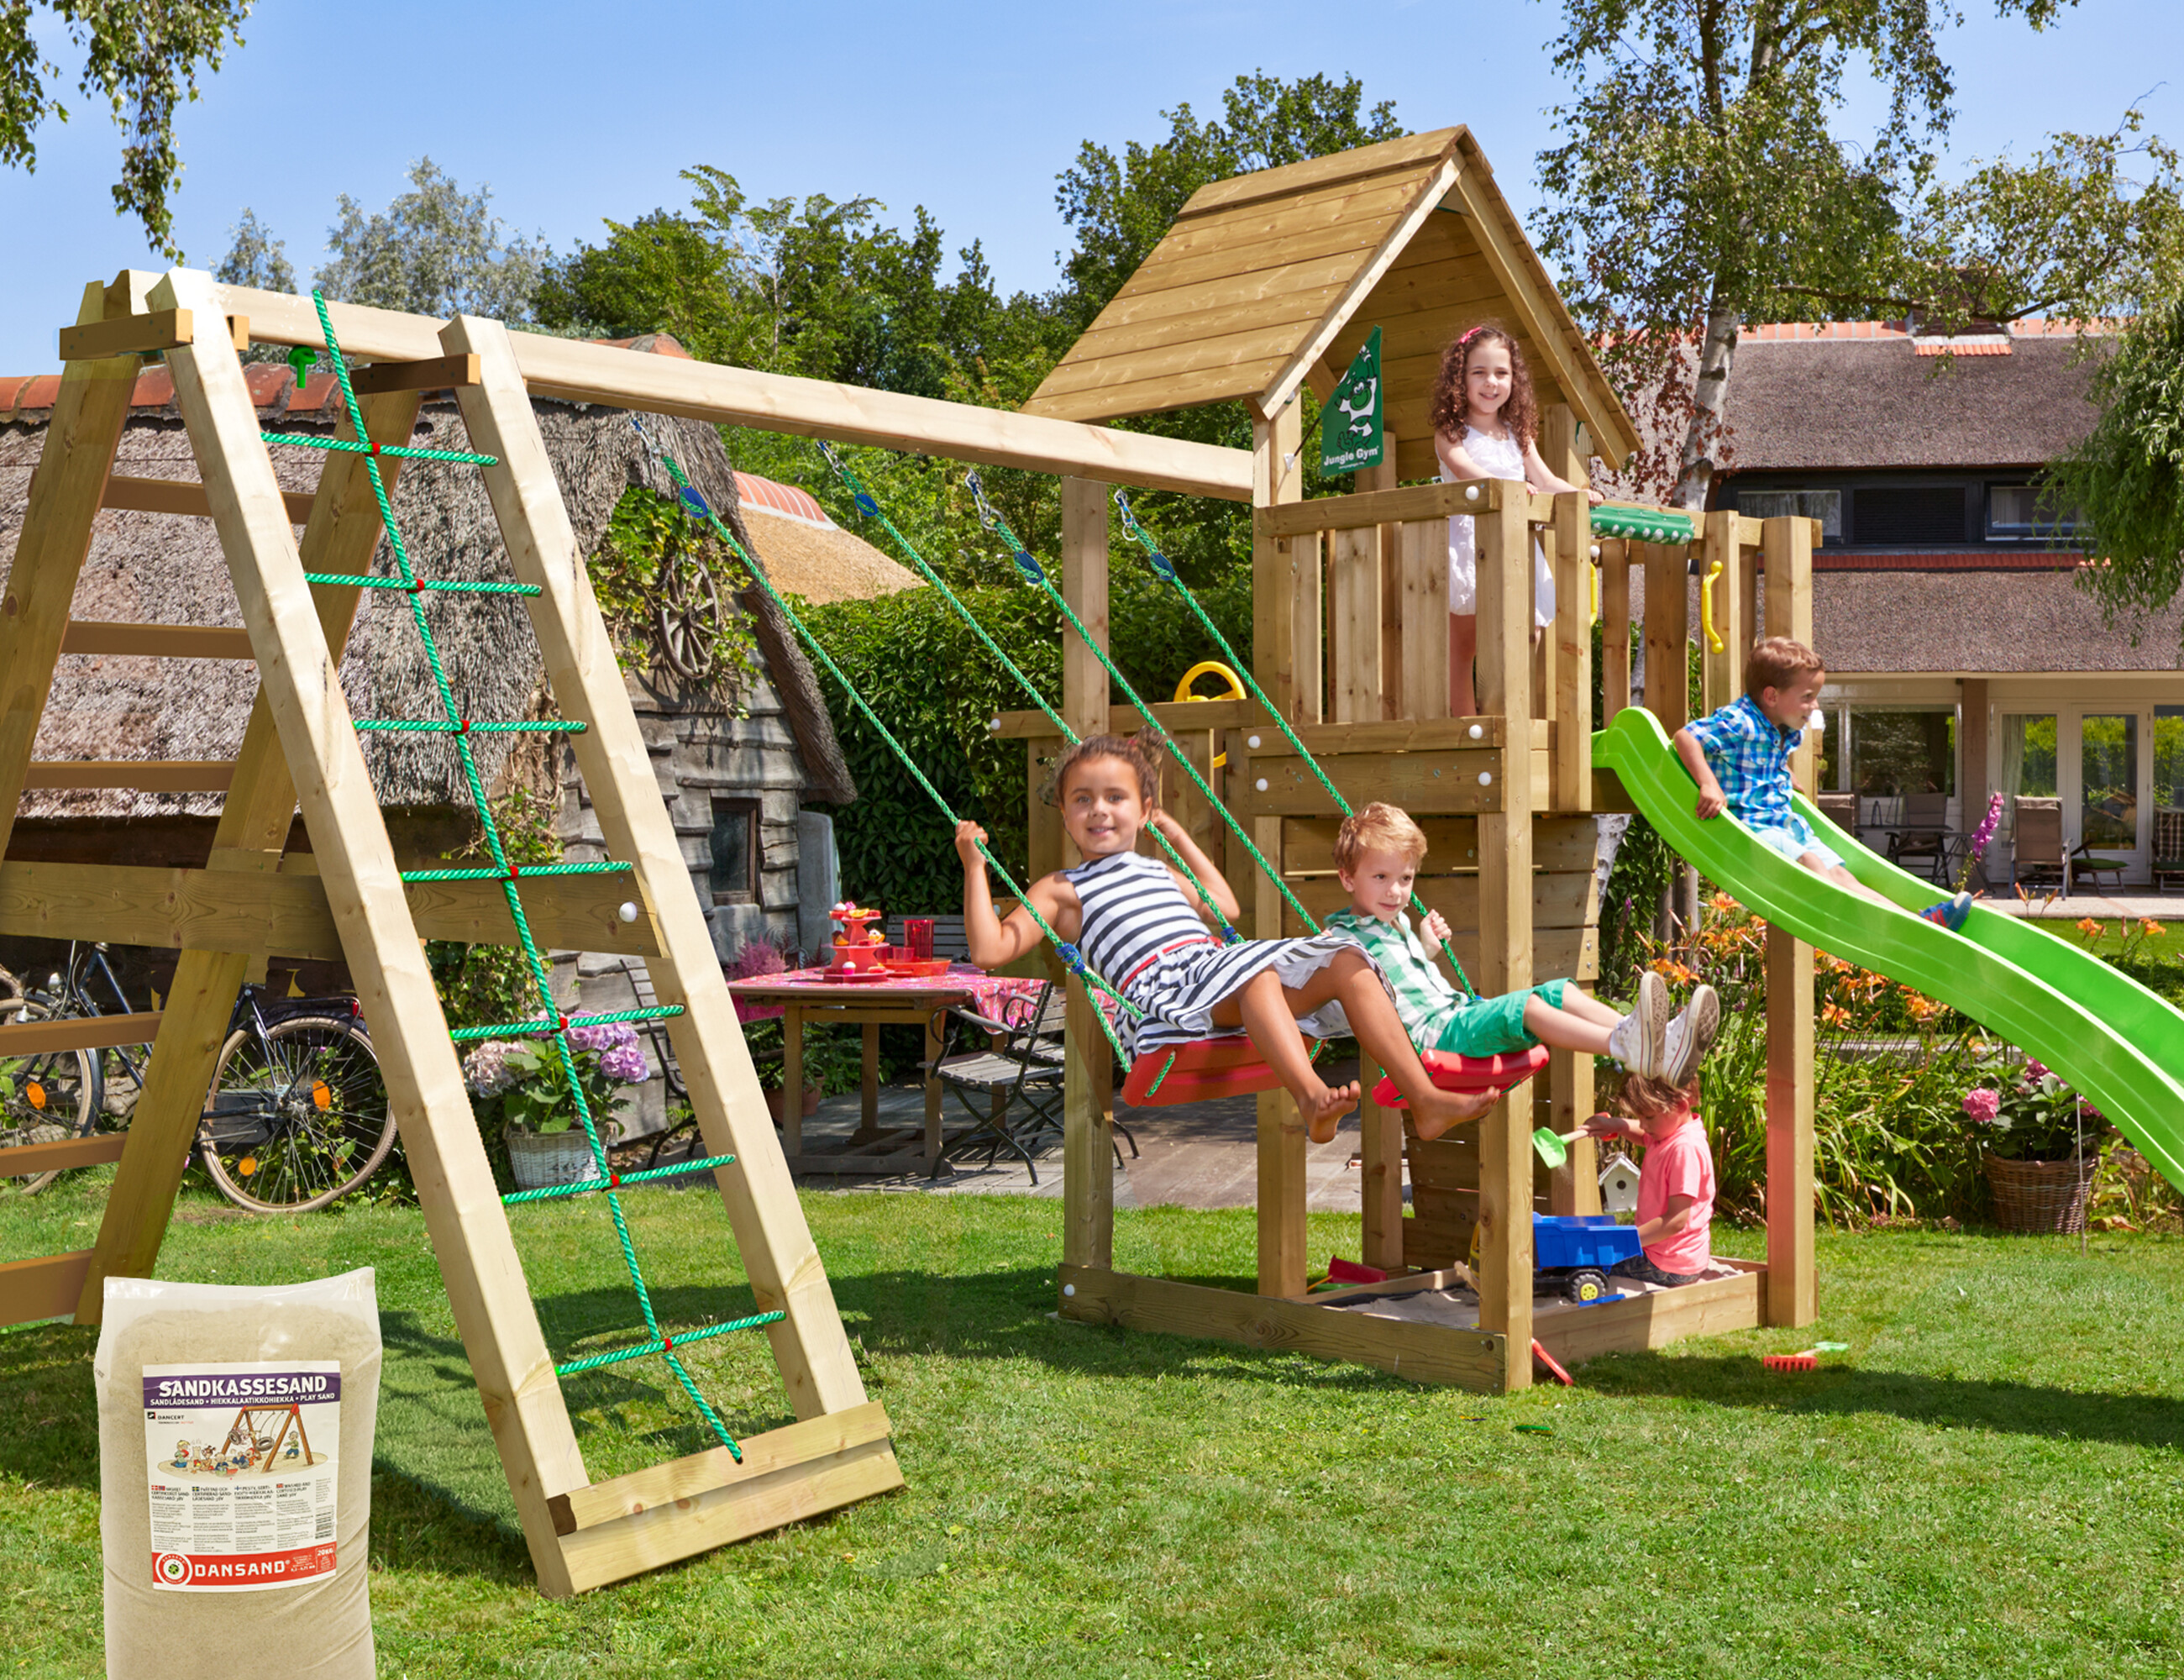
(1173, 660, 1247, 768)
(1700, 558, 1725, 654)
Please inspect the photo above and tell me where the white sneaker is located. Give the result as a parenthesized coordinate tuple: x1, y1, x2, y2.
(1663, 984, 1720, 1085)
(1607, 970, 1671, 1077)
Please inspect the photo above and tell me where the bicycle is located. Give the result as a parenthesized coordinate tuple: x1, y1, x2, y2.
(0, 960, 101, 1195)
(1, 944, 392, 1213)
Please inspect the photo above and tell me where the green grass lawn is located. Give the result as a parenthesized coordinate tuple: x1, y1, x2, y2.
(4, 1173, 2181, 1678)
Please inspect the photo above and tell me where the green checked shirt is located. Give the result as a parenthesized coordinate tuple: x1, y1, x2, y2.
(1324, 908, 1464, 1047)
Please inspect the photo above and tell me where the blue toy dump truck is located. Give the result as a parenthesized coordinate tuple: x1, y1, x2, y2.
(1533, 1214, 1643, 1304)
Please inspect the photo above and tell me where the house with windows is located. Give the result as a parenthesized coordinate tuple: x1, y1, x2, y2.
(1710, 320, 2184, 890)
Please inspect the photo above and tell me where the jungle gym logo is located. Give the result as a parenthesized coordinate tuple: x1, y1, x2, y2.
(155, 1552, 192, 1585)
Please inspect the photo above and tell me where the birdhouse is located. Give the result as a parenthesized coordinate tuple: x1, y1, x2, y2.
(1599, 1152, 1641, 1215)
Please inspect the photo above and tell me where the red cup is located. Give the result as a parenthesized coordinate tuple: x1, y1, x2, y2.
(906, 918, 934, 960)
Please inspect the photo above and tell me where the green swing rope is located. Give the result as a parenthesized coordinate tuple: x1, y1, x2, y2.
(1111, 492, 1480, 998)
(810, 441, 1241, 943)
(625, 421, 1141, 1068)
(953, 470, 1326, 942)
(262, 292, 772, 1460)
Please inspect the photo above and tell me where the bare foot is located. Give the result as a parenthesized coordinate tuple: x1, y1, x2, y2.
(1410, 1086, 1496, 1142)
(1303, 1079, 1361, 1144)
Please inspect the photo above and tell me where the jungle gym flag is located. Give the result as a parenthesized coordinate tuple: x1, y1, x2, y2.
(1320, 326, 1383, 475)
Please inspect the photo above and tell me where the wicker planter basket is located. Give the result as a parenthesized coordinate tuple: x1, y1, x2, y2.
(1984, 1150, 2098, 1234)
(505, 1126, 601, 1191)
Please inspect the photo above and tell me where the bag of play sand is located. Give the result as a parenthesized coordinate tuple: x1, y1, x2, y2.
(95, 1269, 380, 1680)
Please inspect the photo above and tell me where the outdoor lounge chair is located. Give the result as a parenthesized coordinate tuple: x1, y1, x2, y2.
(2156, 809, 2184, 895)
(2011, 796, 2126, 897)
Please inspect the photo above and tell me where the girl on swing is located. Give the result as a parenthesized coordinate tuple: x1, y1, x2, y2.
(958, 733, 1496, 1144)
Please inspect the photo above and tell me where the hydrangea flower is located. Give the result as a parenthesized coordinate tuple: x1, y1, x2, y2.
(600, 1042, 651, 1084)
(463, 1039, 521, 1096)
(1961, 1087, 2002, 1126)
(2025, 1058, 2050, 1081)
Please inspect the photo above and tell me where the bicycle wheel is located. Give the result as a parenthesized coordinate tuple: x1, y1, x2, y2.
(199, 1015, 392, 1213)
(0, 998, 102, 1195)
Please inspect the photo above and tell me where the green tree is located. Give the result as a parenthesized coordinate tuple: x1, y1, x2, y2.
(214, 207, 292, 291)
(1536, 0, 2087, 505)
(0, 0, 250, 257)
(315, 157, 549, 322)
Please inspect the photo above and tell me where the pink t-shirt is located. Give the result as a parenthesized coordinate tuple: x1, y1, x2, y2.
(1637, 1112, 1715, 1276)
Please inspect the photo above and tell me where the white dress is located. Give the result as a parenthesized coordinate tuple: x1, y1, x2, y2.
(1442, 425, 1555, 628)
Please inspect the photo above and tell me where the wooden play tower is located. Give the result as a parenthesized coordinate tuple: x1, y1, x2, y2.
(1016, 128, 1820, 1389)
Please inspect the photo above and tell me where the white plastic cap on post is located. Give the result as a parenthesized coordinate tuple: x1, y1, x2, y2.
(1467, 723, 1483, 740)
(1478, 771, 1493, 786)
(1465, 485, 1480, 502)
(617, 902, 638, 924)
(1256, 777, 1268, 792)
(1247, 734, 1262, 748)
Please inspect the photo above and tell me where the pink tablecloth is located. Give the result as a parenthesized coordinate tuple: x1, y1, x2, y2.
(730, 967, 1042, 1025)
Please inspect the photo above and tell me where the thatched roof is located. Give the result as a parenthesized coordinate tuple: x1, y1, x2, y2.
(0, 348, 855, 820)
(1814, 568, 2184, 673)
(732, 471, 921, 605)
(1717, 323, 2106, 473)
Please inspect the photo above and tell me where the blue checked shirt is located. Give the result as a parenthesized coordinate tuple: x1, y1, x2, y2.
(1685, 694, 1803, 832)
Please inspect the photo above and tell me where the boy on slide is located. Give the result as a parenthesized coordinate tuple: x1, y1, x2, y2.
(1676, 637, 1971, 930)
(1324, 802, 1720, 1085)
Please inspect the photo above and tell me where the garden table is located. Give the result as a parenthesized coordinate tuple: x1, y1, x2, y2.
(727, 965, 1042, 1174)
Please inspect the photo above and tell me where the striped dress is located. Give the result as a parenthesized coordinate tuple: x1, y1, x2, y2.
(1063, 851, 1386, 1057)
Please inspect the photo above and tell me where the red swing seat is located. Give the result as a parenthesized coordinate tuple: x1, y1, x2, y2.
(1121, 1038, 1550, 1109)
(1369, 1045, 1551, 1110)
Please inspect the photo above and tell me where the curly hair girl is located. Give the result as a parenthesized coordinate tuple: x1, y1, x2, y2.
(1428, 323, 1538, 448)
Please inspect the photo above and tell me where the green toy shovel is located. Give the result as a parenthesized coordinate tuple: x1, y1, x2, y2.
(1530, 1126, 1590, 1170)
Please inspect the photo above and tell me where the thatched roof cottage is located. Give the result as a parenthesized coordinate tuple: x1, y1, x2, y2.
(0, 337, 906, 1000)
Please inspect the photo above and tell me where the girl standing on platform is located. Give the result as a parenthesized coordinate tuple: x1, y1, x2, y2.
(1431, 323, 1601, 715)
(956, 734, 1497, 1144)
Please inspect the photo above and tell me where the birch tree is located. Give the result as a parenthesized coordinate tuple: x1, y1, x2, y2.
(1537, 0, 2075, 505)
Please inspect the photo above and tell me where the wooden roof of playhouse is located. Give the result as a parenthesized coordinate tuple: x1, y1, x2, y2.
(1023, 127, 1641, 480)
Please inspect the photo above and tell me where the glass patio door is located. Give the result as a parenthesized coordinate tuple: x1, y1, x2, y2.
(2077, 711, 2145, 879)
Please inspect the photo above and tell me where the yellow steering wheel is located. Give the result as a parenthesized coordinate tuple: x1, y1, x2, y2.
(1173, 660, 1247, 767)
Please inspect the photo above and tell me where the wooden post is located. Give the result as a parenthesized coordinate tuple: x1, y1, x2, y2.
(447, 312, 874, 1425)
(1600, 542, 1630, 723)
(1252, 401, 1307, 1298)
(1698, 512, 1742, 717)
(1961, 678, 1989, 880)
(1473, 479, 1534, 1386)
(1761, 514, 1816, 1327)
(1058, 475, 1114, 1273)
(1551, 492, 1592, 811)
(77, 382, 426, 1319)
(1642, 543, 1691, 732)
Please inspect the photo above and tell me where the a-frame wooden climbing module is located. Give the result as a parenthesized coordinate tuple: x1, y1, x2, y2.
(0, 267, 899, 1594)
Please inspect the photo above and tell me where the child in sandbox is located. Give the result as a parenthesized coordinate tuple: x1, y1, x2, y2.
(1584, 1072, 1718, 1288)
(956, 734, 1496, 1143)
(1321, 801, 1719, 1084)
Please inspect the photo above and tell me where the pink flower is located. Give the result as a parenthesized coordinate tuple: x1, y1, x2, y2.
(1961, 1087, 2002, 1125)
(2025, 1058, 2050, 1080)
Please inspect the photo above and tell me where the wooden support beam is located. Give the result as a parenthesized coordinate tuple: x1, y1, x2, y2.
(23, 760, 234, 791)
(448, 314, 877, 1466)
(0, 1250, 93, 1328)
(349, 353, 480, 396)
(60, 621, 257, 659)
(102, 475, 314, 525)
(1, 1131, 131, 1176)
(57, 307, 192, 362)
(1058, 1263, 1508, 1392)
(1600, 543, 1630, 723)
(1473, 477, 1534, 1389)
(990, 695, 1266, 739)
(1641, 543, 1692, 732)
(1761, 512, 1817, 1328)
(1252, 401, 1309, 1297)
(1257, 476, 1507, 539)
(0, 1011, 161, 1055)
(1058, 475, 1115, 1275)
(0, 858, 659, 959)
(1698, 512, 1743, 716)
(213, 277, 1253, 501)
(1551, 491, 1592, 811)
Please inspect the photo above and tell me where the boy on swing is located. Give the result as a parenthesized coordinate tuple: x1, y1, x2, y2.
(1324, 803, 1720, 1084)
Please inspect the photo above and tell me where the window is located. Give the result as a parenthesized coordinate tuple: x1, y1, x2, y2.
(2080, 714, 2139, 852)
(2158, 706, 2184, 809)
(1854, 486, 1967, 546)
(1735, 488, 1842, 543)
(707, 799, 759, 904)
(1986, 484, 2080, 541)
(1999, 714, 2058, 838)
(1848, 706, 1955, 797)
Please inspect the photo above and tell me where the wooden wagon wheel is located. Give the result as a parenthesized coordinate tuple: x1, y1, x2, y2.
(654, 543, 722, 683)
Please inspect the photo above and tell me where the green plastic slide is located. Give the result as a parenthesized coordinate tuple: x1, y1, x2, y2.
(1596, 708, 2184, 1193)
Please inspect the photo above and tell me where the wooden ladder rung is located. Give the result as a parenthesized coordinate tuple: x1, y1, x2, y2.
(0, 1011, 162, 1055)
(1, 1132, 129, 1175)
(61, 621, 256, 659)
(24, 762, 234, 792)
(103, 475, 314, 526)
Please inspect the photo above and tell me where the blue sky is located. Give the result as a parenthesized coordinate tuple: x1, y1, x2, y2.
(0, 0, 2169, 372)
